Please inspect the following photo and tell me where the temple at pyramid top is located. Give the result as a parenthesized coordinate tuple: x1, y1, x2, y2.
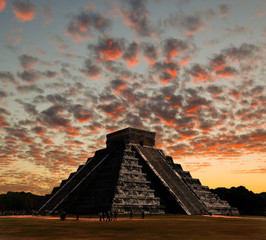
(106, 127, 156, 148)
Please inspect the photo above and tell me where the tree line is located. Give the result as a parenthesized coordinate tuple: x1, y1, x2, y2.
(211, 186, 266, 216)
(0, 186, 265, 216)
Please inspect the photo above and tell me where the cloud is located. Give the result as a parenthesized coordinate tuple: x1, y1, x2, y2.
(162, 38, 189, 60)
(89, 37, 124, 61)
(6, 28, 23, 45)
(110, 79, 128, 94)
(19, 54, 39, 69)
(49, 34, 69, 52)
(224, 25, 251, 35)
(164, 11, 205, 37)
(141, 42, 158, 65)
(98, 102, 126, 120)
(123, 41, 139, 67)
(0, 107, 10, 116)
(16, 84, 44, 94)
(218, 4, 230, 18)
(119, 0, 154, 36)
(17, 70, 42, 83)
(81, 59, 101, 78)
(0, 0, 6, 12)
(42, 4, 53, 25)
(152, 61, 179, 83)
(69, 104, 93, 123)
(38, 105, 71, 128)
(66, 11, 111, 43)
(188, 64, 213, 82)
(234, 168, 266, 174)
(42, 70, 58, 79)
(32, 126, 46, 136)
(12, 0, 38, 22)
(222, 43, 259, 60)
(0, 90, 8, 99)
(16, 100, 37, 115)
(0, 71, 17, 86)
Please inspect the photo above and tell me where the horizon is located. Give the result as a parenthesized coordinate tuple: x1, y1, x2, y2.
(0, 0, 265, 195)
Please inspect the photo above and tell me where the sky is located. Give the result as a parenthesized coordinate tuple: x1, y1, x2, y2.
(0, 0, 265, 195)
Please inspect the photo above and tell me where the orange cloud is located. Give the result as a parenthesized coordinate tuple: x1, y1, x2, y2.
(0, 0, 6, 12)
(13, 0, 38, 22)
(99, 39, 122, 61)
(125, 53, 139, 68)
(179, 57, 191, 67)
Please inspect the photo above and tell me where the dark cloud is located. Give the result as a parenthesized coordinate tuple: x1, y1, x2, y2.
(188, 64, 212, 82)
(123, 41, 139, 67)
(32, 126, 46, 136)
(222, 43, 259, 60)
(110, 79, 127, 92)
(0, 71, 17, 85)
(16, 100, 37, 115)
(17, 69, 58, 83)
(0, 90, 8, 99)
(46, 94, 69, 105)
(69, 104, 93, 123)
(17, 70, 41, 83)
(88, 37, 125, 62)
(206, 85, 223, 96)
(12, 0, 38, 22)
(141, 42, 158, 64)
(42, 70, 58, 79)
(225, 25, 251, 35)
(218, 4, 230, 17)
(164, 11, 204, 37)
(162, 38, 189, 59)
(98, 101, 126, 120)
(0, 107, 10, 115)
(215, 66, 237, 78)
(19, 54, 39, 69)
(81, 59, 101, 78)
(38, 105, 70, 128)
(66, 11, 111, 42)
(16, 84, 44, 94)
(120, 0, 154, 36)
(152, 61, 179, 83)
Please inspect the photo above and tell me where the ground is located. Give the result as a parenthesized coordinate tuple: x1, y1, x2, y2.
(0, 215, 265, 240)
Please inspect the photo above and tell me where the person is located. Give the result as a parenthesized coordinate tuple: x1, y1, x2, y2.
(141, 210, 145, 219)
(76, 213, 79, 221)
(99, 212, 103, 221)
(130, 209, 133, 219)
(106, 210, 111, 221)
(60, 211, 66, 221)
(113, 210, 117, 221)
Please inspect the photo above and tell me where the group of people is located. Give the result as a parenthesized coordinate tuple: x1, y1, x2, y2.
(98, 210, 117, 221)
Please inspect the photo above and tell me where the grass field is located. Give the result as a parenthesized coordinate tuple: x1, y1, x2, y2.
(0, 215, 265, 240)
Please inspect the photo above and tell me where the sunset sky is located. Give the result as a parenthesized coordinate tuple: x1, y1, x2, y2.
(0, 0, 265, 195)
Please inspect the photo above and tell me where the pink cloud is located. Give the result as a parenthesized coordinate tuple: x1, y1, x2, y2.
(12, 0, 38, 22)
(0, 0, 6, 12)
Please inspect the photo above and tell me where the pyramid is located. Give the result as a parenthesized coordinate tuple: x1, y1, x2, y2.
(38, 128, 239, 215)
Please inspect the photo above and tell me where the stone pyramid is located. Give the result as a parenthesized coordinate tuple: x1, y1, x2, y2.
(38, 128, 238, 215)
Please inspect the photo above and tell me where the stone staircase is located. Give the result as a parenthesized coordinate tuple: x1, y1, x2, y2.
(38, 149, 110, 214)
(112, 145, 164, 214)
(167, 157, 239, 215)
(134, 145, 208, 215)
